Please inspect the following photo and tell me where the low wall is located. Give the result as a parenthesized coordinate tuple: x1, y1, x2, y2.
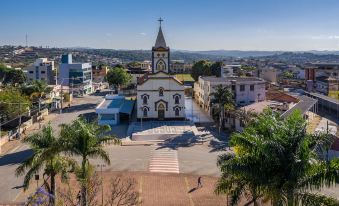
(0, 109, 49, 149)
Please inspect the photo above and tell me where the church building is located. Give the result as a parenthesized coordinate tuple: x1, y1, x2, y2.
(137, 19, 186, 120)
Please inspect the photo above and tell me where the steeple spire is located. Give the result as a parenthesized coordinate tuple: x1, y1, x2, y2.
(154, 18, 167, 48)
(158, 17, 163, 27)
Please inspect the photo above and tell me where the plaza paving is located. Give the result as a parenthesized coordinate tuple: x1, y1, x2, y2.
(15, 172, 227, 206)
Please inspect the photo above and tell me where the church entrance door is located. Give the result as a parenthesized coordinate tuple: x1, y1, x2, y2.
(158, 103, 165, 120)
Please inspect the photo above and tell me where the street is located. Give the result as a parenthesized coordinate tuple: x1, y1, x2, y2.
(0, 93, 104, 202)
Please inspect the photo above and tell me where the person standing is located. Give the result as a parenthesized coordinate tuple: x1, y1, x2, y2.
(197, 176, 203, 188)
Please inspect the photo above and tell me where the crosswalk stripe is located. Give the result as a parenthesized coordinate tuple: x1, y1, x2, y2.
(149, 147, 180, 173)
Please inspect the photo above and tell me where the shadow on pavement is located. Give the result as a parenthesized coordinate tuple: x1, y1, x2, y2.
(208, 139, 228, 153)
(155, 132, 198, 150)
(62, 103, 98, 113)
(0, 149, 33, 166)
(188, 187, 198, 193)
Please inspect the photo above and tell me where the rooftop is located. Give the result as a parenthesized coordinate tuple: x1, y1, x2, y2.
(200, 76, 265, 83)
(281, 95, 317, 118)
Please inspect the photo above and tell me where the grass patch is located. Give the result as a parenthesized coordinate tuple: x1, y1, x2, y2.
(175, 74, 194, 82)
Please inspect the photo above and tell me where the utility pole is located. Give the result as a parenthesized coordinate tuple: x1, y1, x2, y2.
(60, 84, 63, 114)
(18, 103, 22, 139)
(97, 164, 106, 206)
(0, 114, 3, 154)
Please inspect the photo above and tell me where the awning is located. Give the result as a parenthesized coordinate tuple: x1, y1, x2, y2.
(120, 100, 135, 115)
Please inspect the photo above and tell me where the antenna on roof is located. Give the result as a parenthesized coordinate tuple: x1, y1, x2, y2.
(25, 34, 28, 47)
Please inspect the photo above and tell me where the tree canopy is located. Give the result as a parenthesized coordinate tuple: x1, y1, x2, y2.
(191, 60, 223, 81)
(216, 109, 339, 206)
(0, 64, 26, 85)
(0, 87, 31, 120)
(106, 66, 132, 89)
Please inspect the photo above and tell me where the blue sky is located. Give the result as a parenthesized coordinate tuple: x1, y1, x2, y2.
(1, 0, 339, 51)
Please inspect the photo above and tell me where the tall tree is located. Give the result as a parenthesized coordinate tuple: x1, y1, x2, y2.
(191, 60, 211, 81)
(0, 64, 26, 85)
(106, 66, 132, 90)
(16, 123, 75, 206)
(210, 85, 235, 133)
(0, 87, 31, 119)
(59, 118, 120, 206)
(216, 110, 339, 206)
(210, 61, 223, 77)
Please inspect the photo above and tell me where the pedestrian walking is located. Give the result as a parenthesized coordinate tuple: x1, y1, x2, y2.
(197, 176, 203, 188)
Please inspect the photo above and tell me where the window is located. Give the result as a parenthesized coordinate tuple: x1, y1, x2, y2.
(240, 85, 245, 91)
(175, 108, 180, 116)
(250, 85, 254, 91)
(175, 96, 179, 104)
(143, 108, 148, 117)
(41, 71, 46, 74)
(143, 96, 148, 104)
(29, 71, 34, 74)
(231, 85, 236, 91)
(159, 88, 164, 96)
(156, 60, 165, 71)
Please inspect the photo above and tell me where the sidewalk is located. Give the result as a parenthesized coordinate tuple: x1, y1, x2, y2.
(0, 113, 58, 155)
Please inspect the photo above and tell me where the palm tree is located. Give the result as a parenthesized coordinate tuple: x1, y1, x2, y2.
(16, 123, 75, 206)
(59, 118, 120, 206)
(210, 84, 235, 133)
(216, 109, 339, 206)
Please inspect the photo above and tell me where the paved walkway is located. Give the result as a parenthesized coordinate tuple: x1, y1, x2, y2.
(14, 171, 227, 206)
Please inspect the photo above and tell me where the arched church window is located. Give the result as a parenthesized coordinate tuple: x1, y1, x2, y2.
(143, 96, 148, 104)
(158, 103, 165, 110)
(175, 96, 179, 104)
(157, 53, 160, 57)
(175, 108, 180, 116)
(157, 61, 165, 71)
(143, 108, 148, 117)
(159, 88, 164, 96)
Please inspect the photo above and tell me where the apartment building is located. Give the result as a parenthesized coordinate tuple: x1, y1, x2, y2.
(194, 76, 266, 115)
(92, 65, 108, 83)
(25, 58, 55, 84)
(58, 54, 93, 94)
(170, 60, 192, 74)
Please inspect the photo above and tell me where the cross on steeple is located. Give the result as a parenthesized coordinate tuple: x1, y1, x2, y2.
(158, 17, 163, 27)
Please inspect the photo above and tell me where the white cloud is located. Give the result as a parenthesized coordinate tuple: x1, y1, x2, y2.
(140, 32, 147, 36)
(310, 35, 339, 40)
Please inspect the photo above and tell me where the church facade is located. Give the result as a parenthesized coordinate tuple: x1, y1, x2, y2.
(137, 19, 185, 120)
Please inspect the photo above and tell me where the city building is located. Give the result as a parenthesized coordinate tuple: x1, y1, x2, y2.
(170, 60, 191, 73)
(58, 54, 93, 94)
(127, 62, 151, 84)
(25, 58, 55, 84)
(136, 20, 185, 120)
(141, 60, 151, 70)
(221, 64, 241, 77)
(92, 65, 108, 83)
(257, 67, 278, 83)
(194, 76, 266, 115)
(304, 63, 339, 99)
(96, 94, 134, 125)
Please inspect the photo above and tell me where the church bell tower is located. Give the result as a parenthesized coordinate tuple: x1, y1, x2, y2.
(152, 18, 170, 73)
